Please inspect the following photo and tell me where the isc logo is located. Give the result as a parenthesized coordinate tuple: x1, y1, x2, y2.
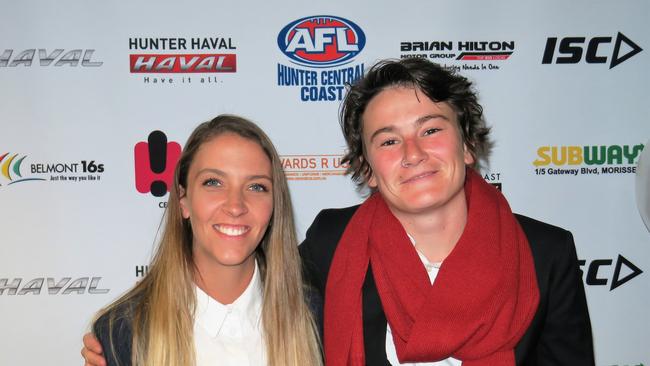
(542, 32, 642, 69)
(579, 255, 643, 291)
(277, 15, 365, 67)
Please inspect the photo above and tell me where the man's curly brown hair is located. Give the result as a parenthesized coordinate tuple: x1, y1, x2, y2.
(340, 58, 492, 188)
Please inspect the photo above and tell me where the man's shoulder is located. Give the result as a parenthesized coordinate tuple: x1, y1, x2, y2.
(514, 213, 576, 265)
(515, 214, 570, 238)
(513, 214, 594, 365)
(515, 214, 572, 242)
(303, 205, 360, 247)
(299, 205, 360, 273)
(312, 205, 360, 226)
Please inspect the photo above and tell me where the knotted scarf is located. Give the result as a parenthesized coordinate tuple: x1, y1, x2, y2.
(324, 169, 539, 365)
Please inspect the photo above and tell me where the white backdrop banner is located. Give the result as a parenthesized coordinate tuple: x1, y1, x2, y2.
(1, 1, 648, 365)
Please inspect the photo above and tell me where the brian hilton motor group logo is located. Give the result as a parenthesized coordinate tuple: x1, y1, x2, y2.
(400, 40, 515, 72)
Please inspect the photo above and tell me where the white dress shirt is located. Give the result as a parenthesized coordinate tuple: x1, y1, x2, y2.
(193, 263, 266, 366)
(386, 236, 462, 366)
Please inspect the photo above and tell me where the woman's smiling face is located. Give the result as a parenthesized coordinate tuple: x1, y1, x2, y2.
(180, 132, 273, 272)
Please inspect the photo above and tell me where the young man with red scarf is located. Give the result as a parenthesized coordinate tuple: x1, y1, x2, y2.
(299, 58, 594, 365)
(81, 58, 594, 366)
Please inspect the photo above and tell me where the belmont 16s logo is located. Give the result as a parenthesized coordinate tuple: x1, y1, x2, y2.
(277, 15, 366, 102)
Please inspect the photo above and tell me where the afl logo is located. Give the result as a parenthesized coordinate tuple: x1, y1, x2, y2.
(278, 15, 365, 68)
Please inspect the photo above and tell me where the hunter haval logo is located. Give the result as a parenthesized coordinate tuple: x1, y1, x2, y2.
(128, 37, 237, 74)
(129, 54, 236, 73)
(277, 15, 365, 67)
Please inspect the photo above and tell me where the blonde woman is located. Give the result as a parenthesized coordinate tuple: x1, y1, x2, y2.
(86, 115, 321, 366)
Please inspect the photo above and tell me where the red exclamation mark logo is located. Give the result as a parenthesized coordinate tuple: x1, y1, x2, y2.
(134, 131, 181, 197)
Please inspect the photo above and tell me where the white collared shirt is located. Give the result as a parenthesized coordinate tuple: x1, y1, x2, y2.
(193, 263, 266, 366)
(385, 235, 462, 366)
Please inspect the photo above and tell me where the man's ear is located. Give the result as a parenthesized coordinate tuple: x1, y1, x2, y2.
(179, 186, 190, 219)
(367, 170, 377, 188)
(463, 143, 475, 166)
(361, 156, 377, 188)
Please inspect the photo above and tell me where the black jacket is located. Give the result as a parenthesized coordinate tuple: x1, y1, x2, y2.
(93, 301, 134, 366)
(300, 206, 595, 366)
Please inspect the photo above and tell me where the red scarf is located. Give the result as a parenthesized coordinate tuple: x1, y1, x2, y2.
(324, 169, 539, 365)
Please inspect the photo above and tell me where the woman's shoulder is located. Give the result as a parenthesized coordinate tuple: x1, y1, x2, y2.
(94, 300, 135, 336)
(93, 299, 138, 366)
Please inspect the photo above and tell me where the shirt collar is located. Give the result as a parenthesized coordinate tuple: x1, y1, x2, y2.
(406, 233, 442, 269)
(194, 261, 263, 337)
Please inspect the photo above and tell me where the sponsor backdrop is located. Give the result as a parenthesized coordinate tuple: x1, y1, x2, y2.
(1, 1, 648, 365)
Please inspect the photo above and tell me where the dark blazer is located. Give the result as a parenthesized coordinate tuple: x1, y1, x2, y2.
(300, 206, 595, 366)
(93, 302, 134, 366)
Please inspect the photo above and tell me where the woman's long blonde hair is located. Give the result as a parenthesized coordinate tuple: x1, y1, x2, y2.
(94, 115, 322, 366)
